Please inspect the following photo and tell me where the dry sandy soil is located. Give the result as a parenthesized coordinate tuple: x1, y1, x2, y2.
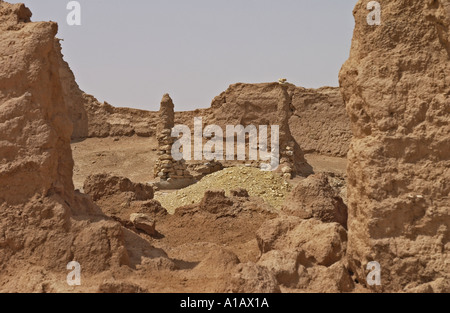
(67, 136, 353, 293)
(72, 136, 347, 190)
(72, 136, 159, 190)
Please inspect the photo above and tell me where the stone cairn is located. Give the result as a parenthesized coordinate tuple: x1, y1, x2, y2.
(276, 82, 311, 178)
(154, 94, 193, 182)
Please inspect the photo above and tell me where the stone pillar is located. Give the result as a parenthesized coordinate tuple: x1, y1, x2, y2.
(277, 84, 312, 178)
(154, 94, 193, 183)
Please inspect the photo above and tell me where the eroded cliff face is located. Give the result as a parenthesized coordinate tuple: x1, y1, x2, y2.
(0, 1, 128, 291)
(56, 40, 89, 140)
(340, 0, 450, 292)
(0, 3, 74, 205)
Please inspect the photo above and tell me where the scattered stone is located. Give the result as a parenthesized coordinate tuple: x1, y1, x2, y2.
(130, 213, 156, 236)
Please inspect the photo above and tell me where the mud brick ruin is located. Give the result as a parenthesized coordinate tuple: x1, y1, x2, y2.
(1, 0, 448, 293)
(154, 94, 193, 183)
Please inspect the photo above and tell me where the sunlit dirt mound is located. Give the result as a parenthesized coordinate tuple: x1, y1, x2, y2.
(155, 167, 292, 213)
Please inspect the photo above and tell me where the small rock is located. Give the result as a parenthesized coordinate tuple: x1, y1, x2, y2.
(130, 213, 156, 236)
(257, 250, 298, 286)
(230, 188, 249, 198)
(224, 262, 281, 293)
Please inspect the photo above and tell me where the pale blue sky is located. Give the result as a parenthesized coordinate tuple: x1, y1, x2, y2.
(11, 0, 356, 111)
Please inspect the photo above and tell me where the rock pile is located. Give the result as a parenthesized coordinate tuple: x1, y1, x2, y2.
(276, 84, 307, 178)
(154, 94, 194, 187)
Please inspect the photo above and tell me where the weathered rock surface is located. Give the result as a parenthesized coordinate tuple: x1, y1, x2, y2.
(289, 87, 351, 157)
(302, 261, 354, 293)
(131, 199, 168, 219)
(83, 173, 154, 201)
(56, 40, 88, 140)
(84, 95, 160, 138)
(257, 250, 299, 287)
(6, 0, 448, 294)
(0, 1, 129, 290)
(255, 215, 352, 291)
(339, 0, 450, 291)
(130, 213, 157, 236)
(257, 217, 348, 267)
(282, 173, 348, 228)
(194, 247, 241, 278)
(211, 83, 351, 157)
(0, 5, 73, 205)
(208, 83, 313, 175)
(223, 262, 281, 293)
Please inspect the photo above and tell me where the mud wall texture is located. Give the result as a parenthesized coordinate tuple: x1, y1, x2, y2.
(0, 2, 128, 291)
(339, 0, 450, 292)
(290, 87, 351, 157)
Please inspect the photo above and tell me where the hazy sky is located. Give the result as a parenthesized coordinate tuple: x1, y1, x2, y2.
(11, 0, 356, 111)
